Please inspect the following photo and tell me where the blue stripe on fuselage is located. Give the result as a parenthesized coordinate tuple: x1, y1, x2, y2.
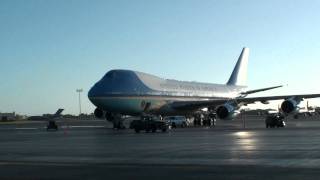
(88, 95, 227, 116)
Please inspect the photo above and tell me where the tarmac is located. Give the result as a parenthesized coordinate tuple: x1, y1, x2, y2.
(1, 115, 320, 180)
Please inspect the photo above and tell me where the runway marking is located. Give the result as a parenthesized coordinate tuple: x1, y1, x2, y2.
(14, 128, 38, 130)
(61, 125, 106, 128)
(0, 161, 84, 167)
(0, 126, 106, 130)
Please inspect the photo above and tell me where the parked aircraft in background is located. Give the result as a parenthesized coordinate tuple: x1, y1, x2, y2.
(27, 109, 64, 121)
(293, 101, 317, 119)
(88, 48, 320, 128)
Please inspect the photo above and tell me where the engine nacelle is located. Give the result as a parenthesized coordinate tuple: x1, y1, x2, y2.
(281, 99, 299, 114)
(94, 108, 104, 119)
(216, 104, 239, 120)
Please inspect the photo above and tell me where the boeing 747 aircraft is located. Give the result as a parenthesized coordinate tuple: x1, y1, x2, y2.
(88, 48, 320, 128)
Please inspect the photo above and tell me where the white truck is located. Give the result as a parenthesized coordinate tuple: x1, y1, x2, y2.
(164, 116, 188, 128)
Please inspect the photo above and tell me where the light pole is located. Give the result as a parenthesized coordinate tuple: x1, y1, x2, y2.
(76, 89, 83, 117)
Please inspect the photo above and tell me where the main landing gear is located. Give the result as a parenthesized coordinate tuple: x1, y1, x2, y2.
(105, 113, 125, 129)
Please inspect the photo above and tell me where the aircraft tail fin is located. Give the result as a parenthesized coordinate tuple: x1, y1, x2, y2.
(227, 47, 249, 86)
(54, 109, 64, 116)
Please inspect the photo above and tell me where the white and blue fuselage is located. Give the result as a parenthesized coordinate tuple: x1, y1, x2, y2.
(88, 69, 246, 116)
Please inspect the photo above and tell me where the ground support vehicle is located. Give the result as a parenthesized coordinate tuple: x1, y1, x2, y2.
(130, 117, 169, 133)
(265, 113, 286, 128)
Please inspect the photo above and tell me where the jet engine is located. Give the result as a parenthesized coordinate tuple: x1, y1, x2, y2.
(94, 108, 104, 119)
(281, 99, 299, 114)
(216, 104, 239, 120)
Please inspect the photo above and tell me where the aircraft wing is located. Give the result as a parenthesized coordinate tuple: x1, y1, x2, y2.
(237, 94, 320, 104)
(171, 94, 320, 110)
(240, 85, 283, 96)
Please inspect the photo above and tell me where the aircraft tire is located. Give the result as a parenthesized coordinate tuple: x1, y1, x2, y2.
(134, 128, 141, 133)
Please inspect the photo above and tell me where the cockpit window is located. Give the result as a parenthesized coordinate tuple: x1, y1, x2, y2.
(104, 71, 117, 80)
(101, 70, 135, 84)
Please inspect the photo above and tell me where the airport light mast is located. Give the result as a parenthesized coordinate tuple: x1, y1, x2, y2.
(76, 89, 83, 117)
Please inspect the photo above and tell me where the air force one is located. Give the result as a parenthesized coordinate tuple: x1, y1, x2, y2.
(88, 48, 320, 128)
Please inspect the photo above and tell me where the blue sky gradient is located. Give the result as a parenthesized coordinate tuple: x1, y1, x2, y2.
(1, 0, 320, 115)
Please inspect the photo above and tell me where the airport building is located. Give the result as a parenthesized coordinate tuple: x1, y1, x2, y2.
(0, 112, 16, 121)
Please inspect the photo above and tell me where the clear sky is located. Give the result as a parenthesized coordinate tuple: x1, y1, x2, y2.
(1, 0, 320, 115)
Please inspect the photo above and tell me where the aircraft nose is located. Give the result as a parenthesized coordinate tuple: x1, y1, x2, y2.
(88, 85, 97, 99)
